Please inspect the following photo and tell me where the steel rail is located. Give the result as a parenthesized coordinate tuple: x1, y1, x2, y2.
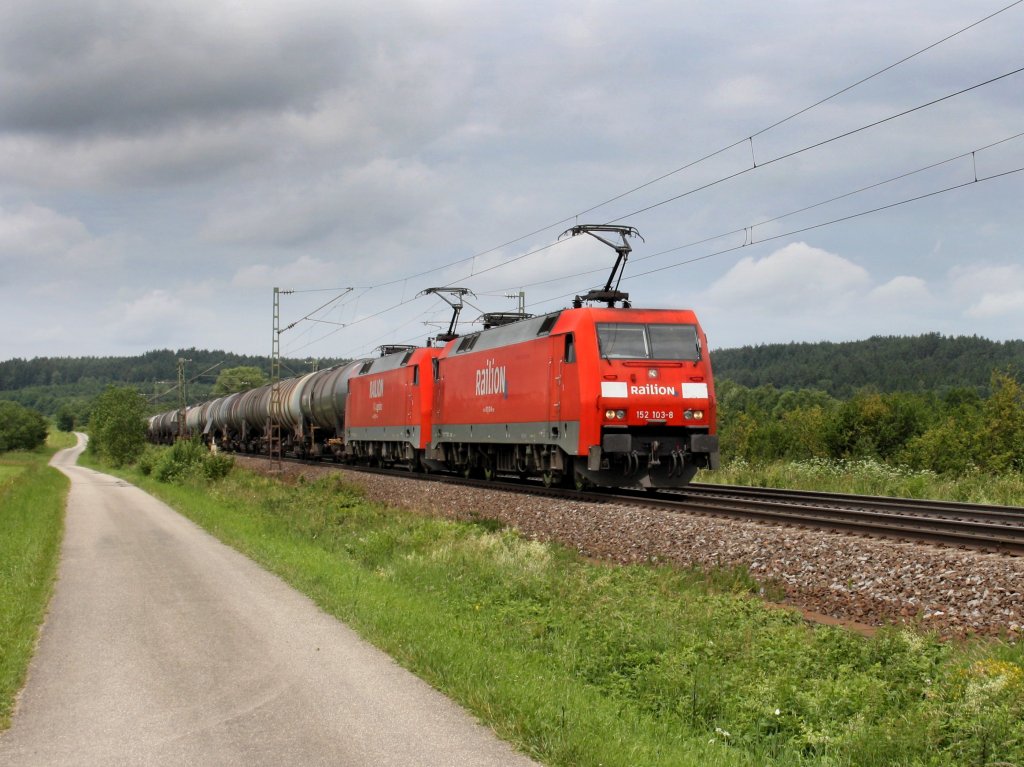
(239, 455, 1024, 556)
(685, 483, 1024, 525)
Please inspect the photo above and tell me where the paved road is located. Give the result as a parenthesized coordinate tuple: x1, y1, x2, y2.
(0, 435, 538, 766)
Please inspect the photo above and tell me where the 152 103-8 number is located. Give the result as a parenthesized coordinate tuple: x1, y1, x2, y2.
(636, 410, 674, 420)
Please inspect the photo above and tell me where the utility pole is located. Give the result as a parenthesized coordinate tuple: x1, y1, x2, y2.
(269, 287, 284, 472)
(506, 290, 526, 315)
(176, 357, 190, 440)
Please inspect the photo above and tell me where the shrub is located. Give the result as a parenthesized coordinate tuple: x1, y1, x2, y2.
(87, 386, 147, 466)
(0, 401, 48, 452)
(147, 439, 233, 483)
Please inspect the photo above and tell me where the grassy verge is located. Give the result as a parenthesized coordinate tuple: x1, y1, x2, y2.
(0, 433, 70, 729)
(98, 451, 1023, 767)
(46, 430, 78, 451)
(701, 457, 1024, 506)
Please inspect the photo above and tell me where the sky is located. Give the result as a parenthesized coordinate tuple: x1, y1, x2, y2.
(1, 0, 1023, 363)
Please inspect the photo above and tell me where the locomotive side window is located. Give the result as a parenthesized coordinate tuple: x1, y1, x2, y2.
(597, 323, 700, 360)
(564, 333, 576, 363)
(412, 365, 419, 385)
(597, 324, 649, 359)
(649, 324, 701, 360)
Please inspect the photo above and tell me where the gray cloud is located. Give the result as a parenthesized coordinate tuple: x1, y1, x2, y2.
(1, 0, 1023, 361)
(0, 1, 355, 137)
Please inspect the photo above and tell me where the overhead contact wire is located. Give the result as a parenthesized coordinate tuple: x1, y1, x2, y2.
(605, 65, 1024, 224)
(525, 163, 1024, 311)
(347, 1, 1024, 294)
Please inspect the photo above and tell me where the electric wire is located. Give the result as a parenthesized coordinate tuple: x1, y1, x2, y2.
(604, 65, 1024, 224)
(368, 63, 1024, 309)
(321, 128, 1024, 358)
(526, 164, 1024, 310)
(279, 11, 1024, 355)
(305, 2, 1024, 298)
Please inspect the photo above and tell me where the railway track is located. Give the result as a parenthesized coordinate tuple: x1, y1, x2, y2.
(252, 456, 1024, 556)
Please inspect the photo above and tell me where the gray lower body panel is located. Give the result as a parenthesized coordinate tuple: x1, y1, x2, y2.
(431, 420, 580, 455)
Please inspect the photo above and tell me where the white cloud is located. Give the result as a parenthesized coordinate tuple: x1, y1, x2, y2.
(949, 264, 1024, 319)
(868, 275, 932, 306)
(103, 289, 217, 347)
(967, 290, 1024, 318)
(0, 203, 89, 257)
(704, 241, 870, 314)
(0, 203, 126, 279)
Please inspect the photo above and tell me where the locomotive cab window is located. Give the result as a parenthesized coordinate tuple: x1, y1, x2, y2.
(649, 324, 700, 360)
(597, 323, 700, 361)
(563, 333, 576, 363)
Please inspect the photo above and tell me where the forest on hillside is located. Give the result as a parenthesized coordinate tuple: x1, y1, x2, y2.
(711, 333, 1024, 396)
(2, 333, 1022, 421)
(0, 349, 346, 417)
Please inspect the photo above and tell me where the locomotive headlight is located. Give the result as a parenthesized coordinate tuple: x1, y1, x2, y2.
(605, 409, 616, 420)
(615, 410, 626, 420)
(693, 410, 704, 420)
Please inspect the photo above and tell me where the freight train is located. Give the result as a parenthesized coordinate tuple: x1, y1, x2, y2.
(149, 227, 720, 489)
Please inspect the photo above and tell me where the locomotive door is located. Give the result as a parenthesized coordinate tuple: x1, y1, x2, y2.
(548, 338, 560, 435)
(548, 333, 577, 445)
(405, 364, 419, 444)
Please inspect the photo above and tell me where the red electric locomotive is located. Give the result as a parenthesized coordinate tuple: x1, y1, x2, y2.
(345, 345, 443, 466)
(423, 305, 718, 488)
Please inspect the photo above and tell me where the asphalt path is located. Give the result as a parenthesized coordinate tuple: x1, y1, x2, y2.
(0, 435, 539, 766)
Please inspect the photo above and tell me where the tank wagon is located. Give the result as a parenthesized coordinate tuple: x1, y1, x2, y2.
(148, 225, 719, 488)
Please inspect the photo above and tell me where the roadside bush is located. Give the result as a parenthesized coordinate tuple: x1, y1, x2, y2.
(146, 439, 233, 483)
(136, 444, 162, 476)
(88, 386, 147, 466)
(0, 401, 48, 452)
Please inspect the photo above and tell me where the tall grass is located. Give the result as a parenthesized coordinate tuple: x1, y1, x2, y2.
(115, 458, 1024, 767)
(0, 436, 69, 729)
(702, 457, 1024, 506)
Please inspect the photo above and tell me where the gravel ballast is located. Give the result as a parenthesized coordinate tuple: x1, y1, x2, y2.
(236, 457, 1023, 640)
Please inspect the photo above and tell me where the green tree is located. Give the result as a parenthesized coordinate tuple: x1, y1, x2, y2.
(211, 366, 267, 395)
(88, 386, 147, 466)
(978, 370, 1024, 473)
(822, 392, 930, 461)
(55, 405, 76, 432)
(0, 401, 48, 452)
